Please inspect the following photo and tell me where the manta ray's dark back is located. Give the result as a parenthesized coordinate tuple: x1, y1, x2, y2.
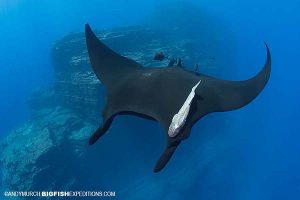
(85, 24, 271, 172)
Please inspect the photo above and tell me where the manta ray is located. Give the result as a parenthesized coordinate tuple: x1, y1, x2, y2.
(85, 24, 271, 172)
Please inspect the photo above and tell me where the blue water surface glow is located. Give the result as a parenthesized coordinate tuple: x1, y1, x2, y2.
(0, 0, 299, 199)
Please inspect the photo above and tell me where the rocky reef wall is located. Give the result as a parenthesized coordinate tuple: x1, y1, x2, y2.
(0, 26, 233, 199)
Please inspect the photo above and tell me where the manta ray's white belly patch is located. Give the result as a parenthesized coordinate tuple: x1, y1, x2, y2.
(168, 80, 202, 137)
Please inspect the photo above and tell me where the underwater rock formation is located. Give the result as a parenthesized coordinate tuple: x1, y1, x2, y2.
(0, 107, 94, 192)
(0, 26, 226, 197)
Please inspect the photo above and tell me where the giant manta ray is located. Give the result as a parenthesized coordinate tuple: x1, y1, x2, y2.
(85, 24, 271, 172)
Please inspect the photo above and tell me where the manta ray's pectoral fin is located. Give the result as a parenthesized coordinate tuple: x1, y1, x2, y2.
(85, 24, 142, 87)
(200, 43, 271, 113)
(154, 140, 181, 173)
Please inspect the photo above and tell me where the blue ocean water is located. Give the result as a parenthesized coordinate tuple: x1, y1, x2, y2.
(0, 0, 299, 199)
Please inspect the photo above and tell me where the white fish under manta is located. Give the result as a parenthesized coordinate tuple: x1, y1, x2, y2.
(169, 80, 202, 138)
(85, 24, 271, 173)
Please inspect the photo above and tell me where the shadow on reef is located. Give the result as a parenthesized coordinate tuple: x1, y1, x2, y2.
(0, 19, 238, 199)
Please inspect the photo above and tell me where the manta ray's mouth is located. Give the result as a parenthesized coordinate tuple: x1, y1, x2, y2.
(168, 80, 202, 137)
